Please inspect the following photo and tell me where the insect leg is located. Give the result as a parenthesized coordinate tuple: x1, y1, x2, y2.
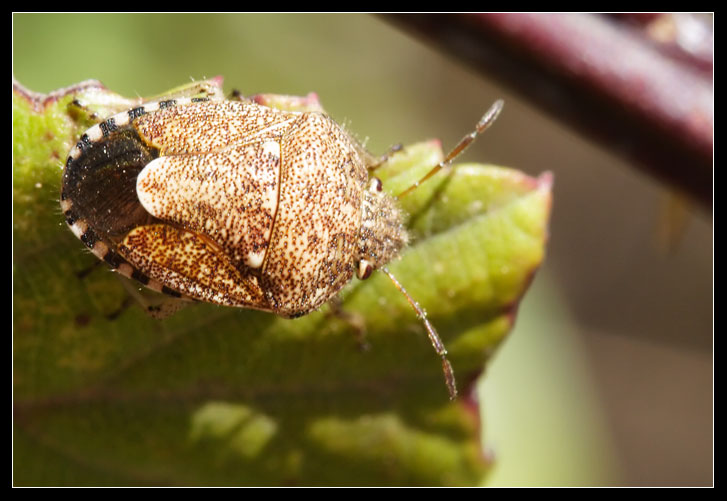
(327, 297, 371, 352)
(368, 143, 404, 172)
(113, 275, 191, 320)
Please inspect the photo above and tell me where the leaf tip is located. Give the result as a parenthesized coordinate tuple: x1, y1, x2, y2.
(537, 171, 554, 192)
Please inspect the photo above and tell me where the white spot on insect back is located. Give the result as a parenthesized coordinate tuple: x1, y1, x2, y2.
(245, 251, 265, 269)
(261, 140, 280, 158)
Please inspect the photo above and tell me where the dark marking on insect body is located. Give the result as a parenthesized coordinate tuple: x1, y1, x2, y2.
(131, 269, 150, 285)
(63, 127, 159, 241)
(99, 118, 118, 137)
(79, 228, 98, 248)
(76, 133, 92, 152)
(161, 286, 182, 298)
(127, 106, 146, 120)
(102, 251, 123, 269)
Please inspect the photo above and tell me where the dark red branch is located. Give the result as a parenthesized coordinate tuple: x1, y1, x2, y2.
(383, 13, 713, 210)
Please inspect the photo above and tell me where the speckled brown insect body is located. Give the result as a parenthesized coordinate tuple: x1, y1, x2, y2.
(61, 88, 503, 399)
(61, 97, 406, 318)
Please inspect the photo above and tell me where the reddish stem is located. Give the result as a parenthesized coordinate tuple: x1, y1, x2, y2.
(383, 13, 713, 210)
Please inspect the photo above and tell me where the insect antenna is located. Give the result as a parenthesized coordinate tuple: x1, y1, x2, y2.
(380, 266, 457, 400)
(397, 99, 504, 199)
(382, 100, 504, 398)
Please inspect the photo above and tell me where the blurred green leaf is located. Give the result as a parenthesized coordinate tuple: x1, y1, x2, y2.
(13, 79, 552, 486)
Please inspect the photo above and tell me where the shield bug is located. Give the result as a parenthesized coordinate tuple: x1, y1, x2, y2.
(60, 88, 503, 400)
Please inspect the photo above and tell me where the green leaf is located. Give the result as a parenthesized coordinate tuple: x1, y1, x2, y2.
(13, 79, 552, 486)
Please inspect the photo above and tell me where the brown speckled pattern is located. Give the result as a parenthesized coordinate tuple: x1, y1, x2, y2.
(63, 97, 407, 317)
(358, 189, 409, 271)
(118, 224, 267, 308)
(262, 112, 368, 316)
(136, 142, 280, 270)
(133, 100, 297, 154)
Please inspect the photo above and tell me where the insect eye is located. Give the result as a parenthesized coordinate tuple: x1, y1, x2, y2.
(368, 177, 383, 193)
(356, 259, 374, 280)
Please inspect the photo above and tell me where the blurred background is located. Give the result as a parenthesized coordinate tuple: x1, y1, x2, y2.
(13, 13, 712, 486)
